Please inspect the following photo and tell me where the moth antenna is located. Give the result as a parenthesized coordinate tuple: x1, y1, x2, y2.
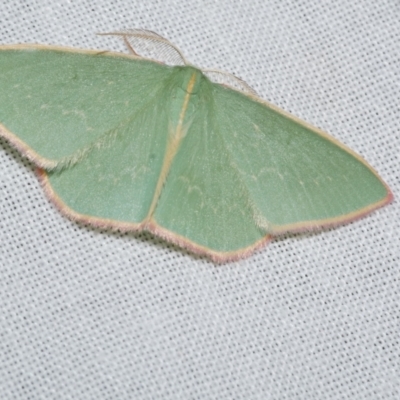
(122, 36, 139, 56)
(97, 29, 189, 65)
(202, 68, 258, 96)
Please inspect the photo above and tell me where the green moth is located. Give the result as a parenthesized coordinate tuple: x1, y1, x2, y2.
(0, 30, 392, 262)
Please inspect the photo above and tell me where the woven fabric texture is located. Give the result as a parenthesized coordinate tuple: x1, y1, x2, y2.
(0, 1, 399, 399)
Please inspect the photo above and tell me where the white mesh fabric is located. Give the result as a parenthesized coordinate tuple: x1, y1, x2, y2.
(0, 1, 398, 399)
